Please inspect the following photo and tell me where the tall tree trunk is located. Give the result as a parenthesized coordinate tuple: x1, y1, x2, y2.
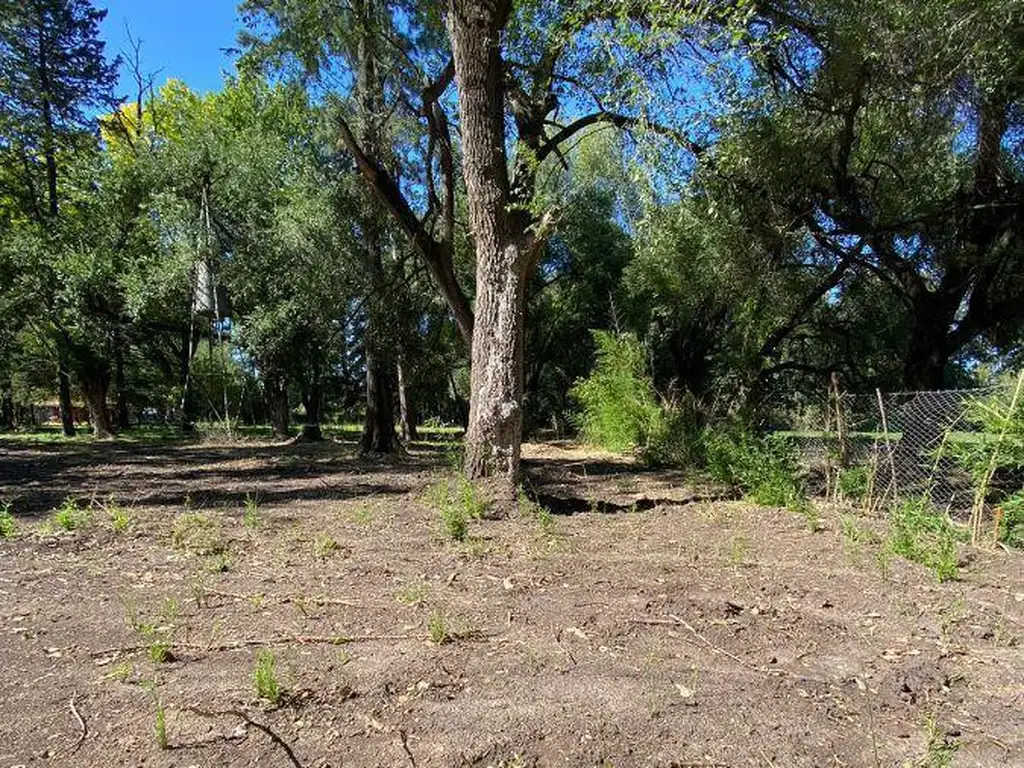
(265, 368, 291, 439)
(397, 358, 418, 442)
(448, 0, 533, 501)
(81, 370, 115, 439)
(354, 0, 401, 455)
(57, 348, 76, 437)
(360, 351, 397, 452)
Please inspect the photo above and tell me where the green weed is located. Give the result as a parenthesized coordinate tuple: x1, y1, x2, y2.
(428, 609, 449, 644)
(910, 713, 960, 767)
(838, 465, 871, 502)
(425, 475, 487, 542)
(314, 533, 340, 560)
(886, 497, 965, 582)
(252, 649, 281, 705)
(243, 493, 260, 530)
(0, 503, 15, 538)
(52, 497, 89, 531)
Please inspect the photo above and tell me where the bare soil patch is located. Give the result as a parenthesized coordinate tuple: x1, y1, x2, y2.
(0, 437, 1021, 767)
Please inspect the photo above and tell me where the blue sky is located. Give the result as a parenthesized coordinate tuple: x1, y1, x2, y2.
(98, 1, 241, 96)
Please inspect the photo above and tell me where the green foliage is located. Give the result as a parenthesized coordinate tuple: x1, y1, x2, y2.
(424, 475, 488, 542)
(886, 498, 964, 582)
(999, 492, 1024, 548)
(243, 493, 260, 530)
(704, 430, 804, 507)
(838, 465, 871, 502)
(252, 649, 281, 705)
(170, 513, 227, 555)
(571, 331, 662, 453)
(0, 503, 15, 538)
(428, 609, 449, 645)
(52, 497, 89, 531)
(641, 397, 707, 469)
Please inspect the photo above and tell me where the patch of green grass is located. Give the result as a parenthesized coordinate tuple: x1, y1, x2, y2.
(205, 551, 235, 573)
(105, 499, 131, 533)
(789, 496, 824, 532)
(242, 493, 260, 531)
(109, 661, 133, 683)
(885, 497, 965, 582)
(838, 465, 871, 502)
(349, 503, 376, 526)
(428, 609, 450, 645)
(148, 639, 172, 664)
(519, 492, 568, 551)
(52, 497, 89, 531)
(0, 502, 15, 539)
(396, 580, 431, 606)
(154, 697, 168, 749)
(841, 515, 880, 558)
(171, 512, 228, 556)
(314, 533, 340, 560)
(424, 475, 488, 542)
(252, 649, 281, 706)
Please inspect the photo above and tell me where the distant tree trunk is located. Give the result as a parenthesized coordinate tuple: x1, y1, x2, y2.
(397, 358, 418, 442)
(81, 369, 115, 439)
(448, 0, 540, 502)
(301, 368, 323, 441)
(0, 391, 13, 431)
(178, 323, 200, 431)
(114, 334, 130, 429)
(265, 369, 290, 439)
(360, 350, 397, 453)
(57, 348, 76, 437)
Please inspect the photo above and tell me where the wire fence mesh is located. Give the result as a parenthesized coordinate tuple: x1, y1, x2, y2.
(786, 384, 1017, 515)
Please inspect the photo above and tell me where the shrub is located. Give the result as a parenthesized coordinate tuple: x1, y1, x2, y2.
(838, 465, 871, 502)
(52, 497, 89, 531)
(704, 428, 804, 506)
(570, 331, 662, 453)
(886, 497, 965, 582)
(0, 503, 15, 539)
(998, 491, 1024, 548)
(642, 396, 707, 469)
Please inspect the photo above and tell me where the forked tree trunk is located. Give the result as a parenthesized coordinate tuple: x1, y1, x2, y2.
(448, 0, 534, 502)
(81, 371, 115, 439)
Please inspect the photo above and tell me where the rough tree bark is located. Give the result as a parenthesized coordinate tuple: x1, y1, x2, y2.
(448, 0, 541, 500)
(360, 350, 397, 452)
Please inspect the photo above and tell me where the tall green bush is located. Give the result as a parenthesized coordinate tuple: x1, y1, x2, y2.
(570, 331, 662, 453)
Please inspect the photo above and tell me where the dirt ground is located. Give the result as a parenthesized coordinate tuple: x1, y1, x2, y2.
(0, 437, 1021, 768)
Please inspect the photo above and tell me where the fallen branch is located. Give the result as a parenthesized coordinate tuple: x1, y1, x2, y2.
(399, 728, 417, 768)
(183, 706, 304, 768)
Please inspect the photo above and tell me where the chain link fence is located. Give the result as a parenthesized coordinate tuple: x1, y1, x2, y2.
(786, 385, 1016, 514)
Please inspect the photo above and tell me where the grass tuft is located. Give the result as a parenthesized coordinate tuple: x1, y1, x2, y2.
(252, 649, 281, 705)
(0, 502, 15, 539)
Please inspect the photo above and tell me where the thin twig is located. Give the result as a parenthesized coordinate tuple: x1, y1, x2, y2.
(183, 706, 304, 768)
(89, 633, 414, 658)
(69, 694, 87, 754)
(399, 728, 417, 768)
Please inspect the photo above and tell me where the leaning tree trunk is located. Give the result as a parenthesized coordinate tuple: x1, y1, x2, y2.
(81, 370, 115, 439)
(448, 0, 534, 502)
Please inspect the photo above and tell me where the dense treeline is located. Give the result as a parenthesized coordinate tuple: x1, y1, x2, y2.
(1, 1, 1020, 498)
